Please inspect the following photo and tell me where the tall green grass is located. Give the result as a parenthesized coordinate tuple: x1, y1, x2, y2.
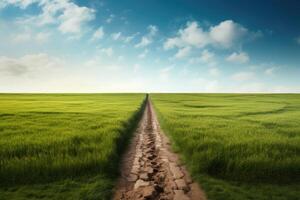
(0, 94, 145, 187)
(151, 94, 300, 199)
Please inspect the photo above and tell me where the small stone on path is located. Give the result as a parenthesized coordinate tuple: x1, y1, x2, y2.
(174, 190, 190, 200)
(134, 179, 150, 190)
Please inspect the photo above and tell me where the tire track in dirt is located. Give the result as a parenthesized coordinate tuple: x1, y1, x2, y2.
(113, 98, 206, 200)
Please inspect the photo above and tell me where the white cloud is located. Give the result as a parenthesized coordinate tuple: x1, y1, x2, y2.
(209, 67, 220, 76)
(226, 52, 249, 64)
(200, 49, 214, 63)
(11, 31, 51, 44)
(164, 21, 209, 50)
(163, 20, 256, 51)
(124, 34, 137, 43)
(175, 46, 191, 59)
(0, 0, 39, 9)
(296, 36, 300, 45)
(271, 85, 300, 93)
(164, 37, 183, 50)
(231, 71, 255, 81)
(101, 47, 114, 57)
(58, 2, 95, 34)
(189, 49, 216, 65)
(135, 25, 158, 48)
(159, 66, 173, 81)
(0, 57, 29, 76)
(209, 20, 248, 48)
(106, 14, 114, 23)
(0, 53, 62, 76)
(138, 49, 149, 59)
(133, 64, 140, 73)
(36, 32, 51, 43)
(92, 27, 104, 40)
(265, 67, 276, 75)
(0, 54, 151, 93)
(12, 32, 31, 43)
(178, 21, 209, 48)
(110, 32, 139, 43)
(190, 78, 220, 92)
(111, 32, 122, 40)
(229, 82, 265, 93)
(6, 0, 95, 35)
(148, 25, 158, 36)
(118, 55, 124, 61)
(135, 36, 151, 48)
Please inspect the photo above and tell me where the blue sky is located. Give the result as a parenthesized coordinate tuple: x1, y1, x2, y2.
(0, 0, 299, 92)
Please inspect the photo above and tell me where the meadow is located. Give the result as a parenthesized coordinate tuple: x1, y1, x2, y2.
(0, 94, 145, 199)
(151, 94, 300, 200)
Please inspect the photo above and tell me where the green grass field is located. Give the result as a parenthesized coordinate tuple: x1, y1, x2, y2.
(1, 93, 299, 200)
(0, 94, 145, 200)
(151, 94, 300, 200)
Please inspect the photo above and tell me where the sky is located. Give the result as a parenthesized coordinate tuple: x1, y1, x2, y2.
(0, 0, 300, 93)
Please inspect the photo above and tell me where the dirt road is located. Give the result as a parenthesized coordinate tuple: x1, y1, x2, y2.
(113, 98, 206, 200)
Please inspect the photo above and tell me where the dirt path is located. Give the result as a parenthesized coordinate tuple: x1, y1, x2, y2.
(113, 98, 206, 200)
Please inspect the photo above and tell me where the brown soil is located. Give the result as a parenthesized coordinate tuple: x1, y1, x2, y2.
(113, 99, 207, 200)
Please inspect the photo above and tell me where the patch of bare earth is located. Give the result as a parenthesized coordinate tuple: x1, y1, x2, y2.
(113, 99, 207, 200)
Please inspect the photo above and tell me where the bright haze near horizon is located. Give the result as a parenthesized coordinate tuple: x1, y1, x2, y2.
(0, 0, 300, 93)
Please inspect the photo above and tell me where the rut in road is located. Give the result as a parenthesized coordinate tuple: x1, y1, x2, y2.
(113, 98, 206, 200)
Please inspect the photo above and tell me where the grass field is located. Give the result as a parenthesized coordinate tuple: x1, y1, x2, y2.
(0, 94, 145, 200)
(151, 94, 300, 200)
(1, 93, 299, 200)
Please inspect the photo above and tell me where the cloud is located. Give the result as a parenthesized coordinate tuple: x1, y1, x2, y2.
(0, 57, 29, 76)
(138, 49, 149, 59)
(0, 54, 151, 92)
(265, 67, 276, 75)
(109, 32, 140, 43)
(57, 2, 95, 34)
(209, 67, 220, 76)
(226, 52, 249, 63)
(0, 53, 62, 76)
(92, 26, 104, 40)
(159, 66, 173, 81)
(100, 47, 114, 57)
(117, 55, 124, 61)
(178, 21, 209, 48)
(124, 33, 138, 43)
(164, 37, 183, 50)
(36, 32, 51, 43)
(271, 85, 300, 93)
(133, 64, 140, 73)
(135, 36, 152, 48)
(106, 14, 115, 23)
(231, 71, 255, 81)
(111, 32, 122, 40)
(175, 47, 191, 59)
(297, 36, 300, 45)
(124, 32, 140, 43)
(11, 31, 51, 44)
(209, 20, 248, 48)
(148, 25, 158, 36)
(135, 25, 158, 48)
(0, 0, 38, 9)
(110, 32, 140, 43)
(6, 0, 95, 35)
(189, 49, 216, 65)
(12, 32, 31, 43)
(164, 20, 258, 51)
(164, 21, 208, 49)
(190, 78, 221, 92)
(200, 49, 214, 63)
